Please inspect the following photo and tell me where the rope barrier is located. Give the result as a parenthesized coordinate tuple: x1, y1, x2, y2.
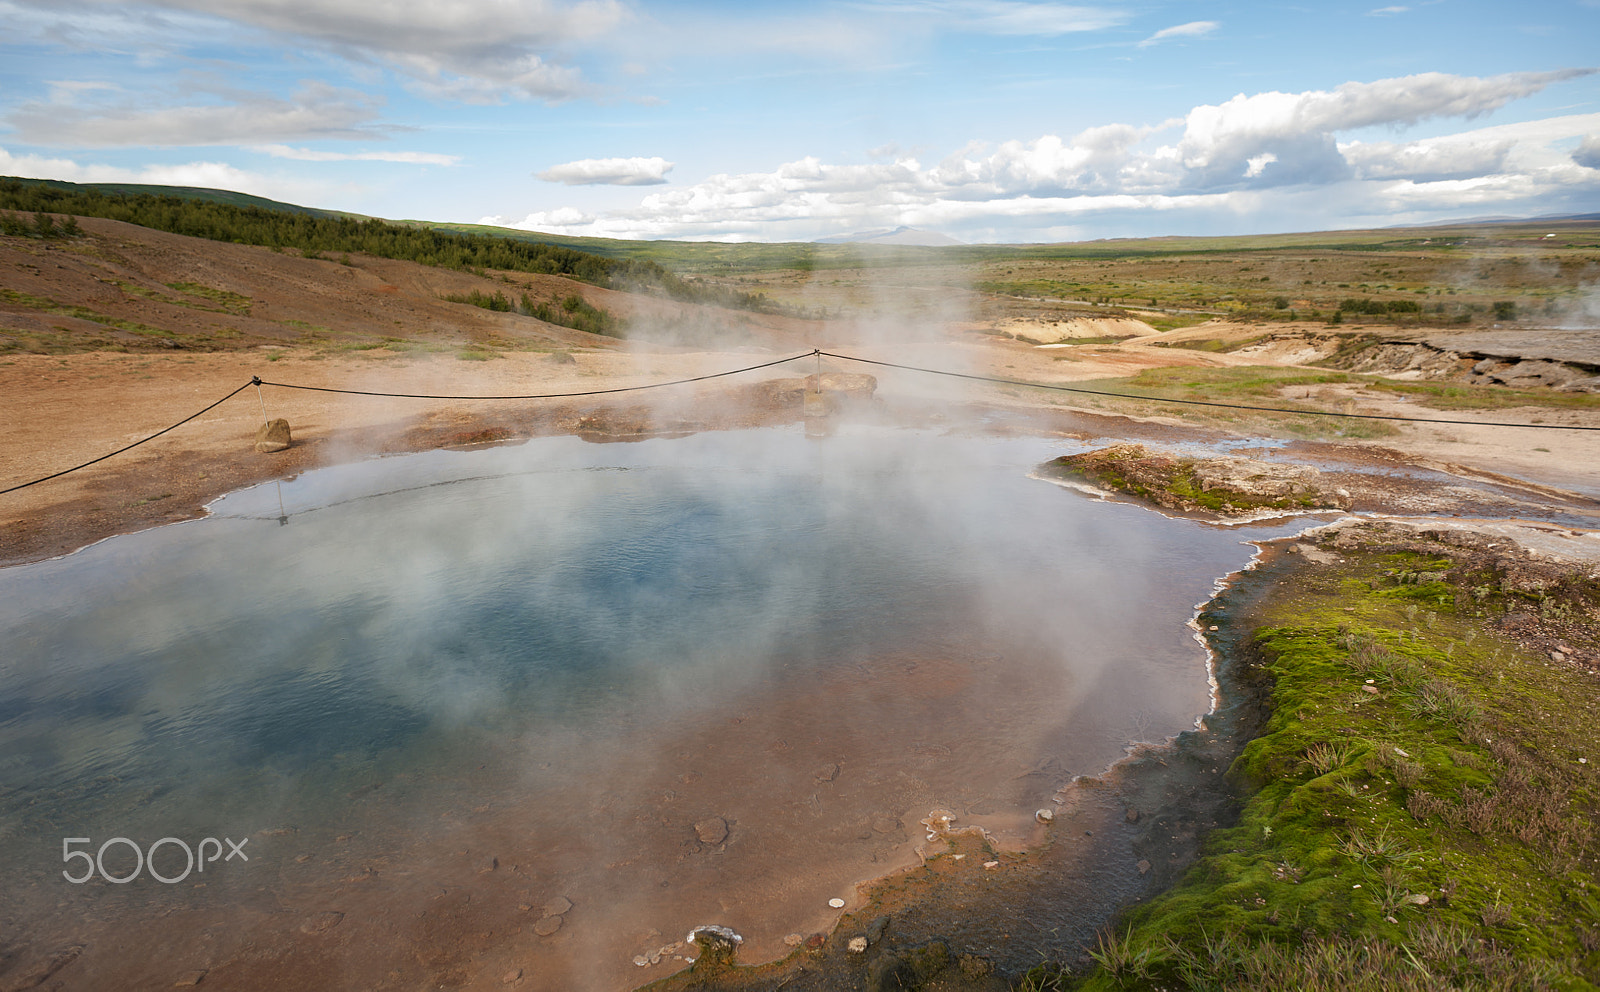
(252, 352, 812, 400)
(816, 350, 1600, 432)
(6, 347, 1596, 496)
(0, 382, 257, 496)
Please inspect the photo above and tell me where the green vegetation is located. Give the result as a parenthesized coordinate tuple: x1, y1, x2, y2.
(0, 287, 202, 350)
(440, 288, 621, 337)
(1150, 335, 1262, 353)
(1042, 366, 1399, 440)
(1032, 533, 1600, 991)
(1365, 379, 1600, 413)
(1038, 444, 1340, 514)
(166, 282, 252, 315)
(1340, 297, 1422, 316)
(0, 211, 82, 239)
(0, 177, 767, 313)
(1051, 364, 1599, 436)
(1139, 313, 1210, 333)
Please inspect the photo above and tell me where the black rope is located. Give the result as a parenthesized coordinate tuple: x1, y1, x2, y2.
(816, 351, 1600, 431)
(0, 382, 257, 496)
(254, 352, 812, 399)
(7, 346, 1597, 497)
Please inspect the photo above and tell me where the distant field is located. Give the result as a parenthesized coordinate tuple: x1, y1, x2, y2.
(435, 216, 1600, 332)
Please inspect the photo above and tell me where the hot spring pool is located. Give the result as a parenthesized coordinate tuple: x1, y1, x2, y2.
(0, 425, 1315, 990)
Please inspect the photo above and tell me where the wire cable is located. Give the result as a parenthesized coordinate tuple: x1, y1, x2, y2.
(2, 353, 815, 495)
(816, 350, 1600, 431)
(7, 346, 1596, 497)
(1, 381, 257, 496)
(254, 351, 812, 400)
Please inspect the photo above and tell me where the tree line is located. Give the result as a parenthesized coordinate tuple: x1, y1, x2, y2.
(440, 289, 620, 337)
(0, 178, 770, 313)
(1, 210, 82, 239)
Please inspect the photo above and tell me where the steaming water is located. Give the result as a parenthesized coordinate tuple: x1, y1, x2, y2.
(0, 425, 1313, 990)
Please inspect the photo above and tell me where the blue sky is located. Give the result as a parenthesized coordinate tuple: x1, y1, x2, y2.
(1, 0, 1598, 242)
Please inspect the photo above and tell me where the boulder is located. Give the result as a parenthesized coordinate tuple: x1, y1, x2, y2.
(254, 418, 291, 453)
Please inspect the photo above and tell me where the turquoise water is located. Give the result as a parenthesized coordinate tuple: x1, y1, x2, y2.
(0, 425, 1317, 988)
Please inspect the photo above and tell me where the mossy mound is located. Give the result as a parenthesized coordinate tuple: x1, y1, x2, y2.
(1040, 444, 1350, 516)
(1037, 521, 1600, 991)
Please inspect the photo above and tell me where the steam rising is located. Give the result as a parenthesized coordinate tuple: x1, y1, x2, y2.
(0, 418, 1312, 988)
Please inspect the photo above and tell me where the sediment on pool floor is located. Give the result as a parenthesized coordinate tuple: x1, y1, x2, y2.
(636, 550, 1297, 991)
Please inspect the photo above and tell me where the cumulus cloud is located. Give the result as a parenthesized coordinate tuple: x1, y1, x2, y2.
(1169, 68, 1596, 188)
(1575, 135, 1600, 169)
(1137, 20, 1217, 48)
(251, 144, 460, 165)
(536, 156, 675, 186)
(482, 206, 596, 229)
(7, 0, 624, 102)
(7, 83, 385, 147)
(481, 71, 1600, 241)
(1340, 135, 1513, 181)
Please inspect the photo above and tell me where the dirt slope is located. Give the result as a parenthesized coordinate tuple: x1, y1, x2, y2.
(0, 215, 812, 355)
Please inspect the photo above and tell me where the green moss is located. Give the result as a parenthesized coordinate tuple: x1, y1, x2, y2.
(1, 287, 182, 341)
(1039, 446, 1336, 516)
(165, 281, 252, 315)
(1059, 541, 1600, 991)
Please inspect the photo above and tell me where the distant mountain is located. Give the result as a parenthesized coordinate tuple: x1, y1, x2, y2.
(1384, 212, 1600, 229)
(815, 226, 964, 246)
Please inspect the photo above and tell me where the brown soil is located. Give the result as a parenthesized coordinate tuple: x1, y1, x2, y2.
(8, 220, 1600, 567)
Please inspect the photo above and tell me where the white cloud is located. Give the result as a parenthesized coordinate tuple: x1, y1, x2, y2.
(1340, 136, 1512, 181)
(536, 156, 675, 186)
(856, 0, 1128, 35)
(1244, 152, 1277, 178)
(1575, 135, 1600, 169)
(609, 1, 1128, 69)
(479, 72, 1600, 241)
(482, 206, 595, 228)
(251, 144, 460, 165)
(1137, 20, 1218, 48)
(7, 83, 385, 147)
(1169, 68, 1596, 188)
(1367, 6, 1409, 15)
(6, 0, 625, 103)
(43, 80, 123, 102)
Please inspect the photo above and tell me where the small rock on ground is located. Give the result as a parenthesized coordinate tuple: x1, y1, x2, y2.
(694, 817, 729, 844)
(534, 915, 563, 936)
(299, 911, 344, 935)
